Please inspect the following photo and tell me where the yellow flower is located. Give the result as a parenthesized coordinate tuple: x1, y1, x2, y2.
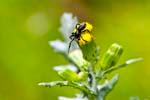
(69, 22, 97, 63)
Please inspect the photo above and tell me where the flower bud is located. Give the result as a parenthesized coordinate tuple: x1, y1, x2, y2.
(78, 72, 87, 81)
(100, 43, 123, 70)
(58, 69, 79, 81)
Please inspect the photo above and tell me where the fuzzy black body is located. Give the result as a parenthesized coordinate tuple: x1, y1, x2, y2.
(68, 23, 86, 52)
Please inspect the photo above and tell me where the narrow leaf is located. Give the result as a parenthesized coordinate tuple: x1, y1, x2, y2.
(38, 81, 68, 87)
(38, 81, 96, 96)
(53, 64, 78, 72)
(58, 94, 89, 100)
(96, 74, 119, 100)
(104, 58, 143, 74)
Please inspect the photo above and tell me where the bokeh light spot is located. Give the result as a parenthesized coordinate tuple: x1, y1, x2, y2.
(27, 12, 50, 36)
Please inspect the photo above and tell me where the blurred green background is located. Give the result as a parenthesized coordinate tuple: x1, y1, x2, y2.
(0, 0, 149, 100)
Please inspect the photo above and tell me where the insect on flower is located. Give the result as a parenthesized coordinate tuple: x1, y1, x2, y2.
(68, 22, 94, 53)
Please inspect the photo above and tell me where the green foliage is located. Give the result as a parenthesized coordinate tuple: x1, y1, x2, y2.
(38, 13, 142, 100)
(100, 43, 123, 70)
(58, 69, 79, 81)
(129, 96, 147, 100)
(80, 41, 97, 63)
(68, 49, 89, 70)
(96, 74, 119, 100)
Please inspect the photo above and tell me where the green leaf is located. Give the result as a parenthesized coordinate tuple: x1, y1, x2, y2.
(104, 58, 143, 74)
(58, 69, 79, 81)
(96, 74, 119, 100)
(68, 49, 89, 70)
(80, 41, 97, 63)
(129, 96, 147, 100)
(125, 58, 143, 65)
(53, 64, 78, 72)
(58, 94, 89, 100)
(38, 81, 96, 97)
(130, 97, 141, 100)
(38, 81, 68, 87)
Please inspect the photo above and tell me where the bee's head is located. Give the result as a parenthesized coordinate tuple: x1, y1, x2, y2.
(71, 22, 93, 38)
(76, 23, 86, 32)
(76, 22, 93, 33)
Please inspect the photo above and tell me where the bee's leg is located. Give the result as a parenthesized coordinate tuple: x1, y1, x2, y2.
(69, 34, 75, 39)
(81, 36, 88, 43)
(82, 29, 90, 33)
(68, 38, 75, 53)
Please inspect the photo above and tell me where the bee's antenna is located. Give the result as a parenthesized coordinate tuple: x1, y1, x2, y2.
(68, 38, 75, 53)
